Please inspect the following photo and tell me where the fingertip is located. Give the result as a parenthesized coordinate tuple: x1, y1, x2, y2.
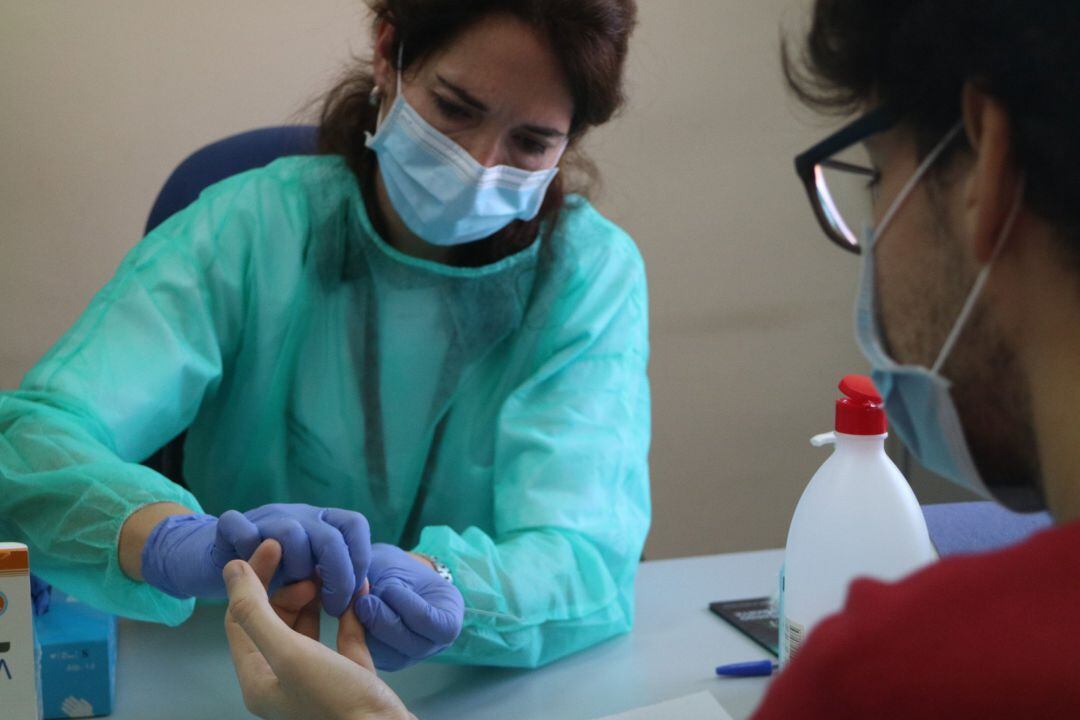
(223, 559, 247, 586)
(219, 509, 241, 522)
(256, 538, 283, 558)
(248, 539, 283, 589)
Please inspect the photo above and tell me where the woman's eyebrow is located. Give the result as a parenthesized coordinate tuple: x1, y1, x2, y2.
(436, 74, 568, 139)
(521, 124, 567, 139)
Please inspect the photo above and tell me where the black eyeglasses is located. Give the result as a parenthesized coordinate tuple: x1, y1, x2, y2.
(794, 105, 901, 254)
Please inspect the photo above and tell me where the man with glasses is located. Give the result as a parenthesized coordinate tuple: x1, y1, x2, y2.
(754, 1, 1080, 717)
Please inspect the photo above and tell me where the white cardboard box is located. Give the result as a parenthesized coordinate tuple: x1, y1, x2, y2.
(0, 542, 41, 719)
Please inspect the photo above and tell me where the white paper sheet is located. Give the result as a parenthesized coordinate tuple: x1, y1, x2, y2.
(594, 691, 735, 720)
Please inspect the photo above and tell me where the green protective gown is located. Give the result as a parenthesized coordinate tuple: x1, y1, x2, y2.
(0, 155, 650, 668)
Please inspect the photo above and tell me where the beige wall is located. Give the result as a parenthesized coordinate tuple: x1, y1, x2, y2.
(0, 1, 969, 560)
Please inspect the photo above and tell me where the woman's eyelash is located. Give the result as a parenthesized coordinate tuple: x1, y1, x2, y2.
(434, 96, 470, 119)
(518, 138, 549, 156)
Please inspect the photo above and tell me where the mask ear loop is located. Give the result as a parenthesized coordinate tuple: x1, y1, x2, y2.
(395, 43, 404, 96)
(931, 177, 1026, 374)
(872, 122, 965, 247)
(372, 44, 405, 135)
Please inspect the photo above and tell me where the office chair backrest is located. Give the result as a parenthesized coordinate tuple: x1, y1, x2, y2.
(923, 501, 1053, 556)
(142, 125, 318, 483)
(145, 125, 318, 234)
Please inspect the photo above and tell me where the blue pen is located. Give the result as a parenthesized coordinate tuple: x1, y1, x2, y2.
(715, 660, 778, 678)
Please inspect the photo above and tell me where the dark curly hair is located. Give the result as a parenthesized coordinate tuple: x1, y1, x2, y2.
(783, 0, 1080, 254)
(318, 0, 637, 266)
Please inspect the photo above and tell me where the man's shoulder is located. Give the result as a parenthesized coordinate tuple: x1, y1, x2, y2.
(754, 521, 1080, 719)
(846, 518, 1080, 621)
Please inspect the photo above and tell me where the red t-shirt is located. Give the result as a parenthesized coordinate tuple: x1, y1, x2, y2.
(752, 520, 1080, 719)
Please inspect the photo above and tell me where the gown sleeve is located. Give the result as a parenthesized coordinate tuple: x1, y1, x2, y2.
(414, 209, 651, 667)
(0, 170, 273, 624)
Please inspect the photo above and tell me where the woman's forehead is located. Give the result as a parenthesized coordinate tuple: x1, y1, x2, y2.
(417, 15, 574, 126)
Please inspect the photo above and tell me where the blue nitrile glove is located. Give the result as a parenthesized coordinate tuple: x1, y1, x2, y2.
(30, 574, 51, 616)
(353, 543, 464, 671)
(141, 504, 371, 616)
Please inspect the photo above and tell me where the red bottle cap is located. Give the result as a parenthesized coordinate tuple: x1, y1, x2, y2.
(835, 374, 887, 435)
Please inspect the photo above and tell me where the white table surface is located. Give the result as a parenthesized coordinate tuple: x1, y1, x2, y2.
(110, 549, 784, 720)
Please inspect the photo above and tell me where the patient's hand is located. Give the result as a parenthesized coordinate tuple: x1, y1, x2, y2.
(266, 576, 321, 641)
(224, 540, 413, 720)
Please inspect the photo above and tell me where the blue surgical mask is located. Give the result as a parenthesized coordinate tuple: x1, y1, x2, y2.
(365, 51, 562, 247)
(854, 121, 1028, 505)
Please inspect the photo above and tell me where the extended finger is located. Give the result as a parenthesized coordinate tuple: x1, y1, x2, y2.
(225, 603, 284, 720)
(224, 617, 286, 720)
(224, 559, 302, 674)
(338, 602, 376, 673)
(246, 540, 283, 591)
(224, 587, 272, 682)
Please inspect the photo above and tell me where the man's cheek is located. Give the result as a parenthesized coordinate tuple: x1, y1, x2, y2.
(875, 234, 930, 365)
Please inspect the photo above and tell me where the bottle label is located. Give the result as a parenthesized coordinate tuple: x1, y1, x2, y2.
(784, 617, 806, 661)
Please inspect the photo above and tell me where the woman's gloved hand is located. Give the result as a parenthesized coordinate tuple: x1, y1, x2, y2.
(141, 504, 371, 616)
(354, 543, 464, 671)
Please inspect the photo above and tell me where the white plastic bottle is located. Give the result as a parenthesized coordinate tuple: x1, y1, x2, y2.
(778, 375, 936, 666)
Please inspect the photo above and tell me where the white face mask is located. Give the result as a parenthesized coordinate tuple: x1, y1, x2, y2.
(365, 48, 563, 247)
(854, 122, 1040, 510)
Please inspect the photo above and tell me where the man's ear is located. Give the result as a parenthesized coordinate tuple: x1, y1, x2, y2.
(961, 82, 1023, 263)
(372, 20, 397, 98)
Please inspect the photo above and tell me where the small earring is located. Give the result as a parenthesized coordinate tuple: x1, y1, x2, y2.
(369, 86, 382, 107)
